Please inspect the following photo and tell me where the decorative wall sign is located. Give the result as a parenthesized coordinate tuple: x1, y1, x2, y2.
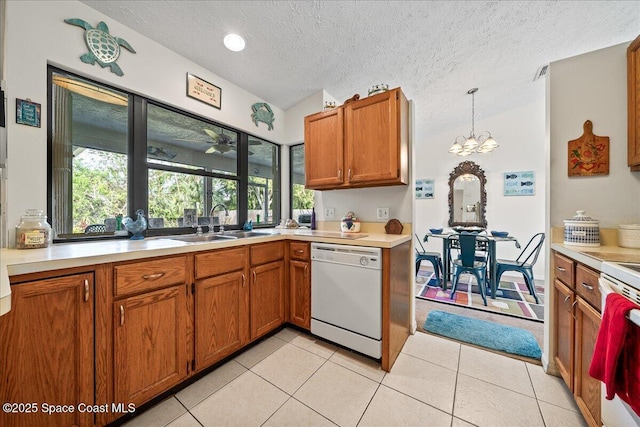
(187, 73, 221, 109)
(415, 178, 434, 199)
(251, 102, 275, 130)
(568, 120, 609, 177)
(16, 98, 41, 127)
(64, 19, 136, 76)
(504, 171, 535, 196)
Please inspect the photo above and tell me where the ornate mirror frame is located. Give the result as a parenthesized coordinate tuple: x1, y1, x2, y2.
(448, 161, 487, 228)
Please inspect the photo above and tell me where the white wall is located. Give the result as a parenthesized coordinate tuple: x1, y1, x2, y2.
(549, 42, 640, 228)
(4, 0, 299, 243)
(414, 96, 547, 277)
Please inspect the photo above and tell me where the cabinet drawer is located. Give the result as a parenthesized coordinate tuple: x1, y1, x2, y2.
(114, 256, 187, 297)
(575, 263, 601, 311)
(553, 252, 575, 287)
(195, 246, 248, 279)
(289, 241, 310, 261)
(251, 241, 285, 266)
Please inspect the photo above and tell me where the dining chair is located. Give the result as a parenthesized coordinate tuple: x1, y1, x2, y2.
(494, 232, 545, 304)
(449, 232, 488, 305)
(415, 233, 443, 287)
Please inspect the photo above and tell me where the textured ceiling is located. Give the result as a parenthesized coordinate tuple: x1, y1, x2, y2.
(80, 0, 640, 141)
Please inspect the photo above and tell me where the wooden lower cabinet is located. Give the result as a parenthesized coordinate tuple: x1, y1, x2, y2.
(553, 279, 575, 388)
(289, 260, 310, 329)
(195, 270, 249, 370)
(250, 260, 285, 339)
(0, 272, 94, 427)
(552, 252, 602, 427)
(575, 298, 602, 427)
(114, 284, 189, 408)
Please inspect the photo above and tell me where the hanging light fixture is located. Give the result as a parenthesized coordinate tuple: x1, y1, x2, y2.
(448, 88, 498, 156)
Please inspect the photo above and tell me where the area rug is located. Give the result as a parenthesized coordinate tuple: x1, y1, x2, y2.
(416, 265, 545, 322)
(424, 310, 542, 359)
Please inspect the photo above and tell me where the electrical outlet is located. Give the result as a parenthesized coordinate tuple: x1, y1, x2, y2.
(324, 208, 335, 219)
(377, 207, 389, 220)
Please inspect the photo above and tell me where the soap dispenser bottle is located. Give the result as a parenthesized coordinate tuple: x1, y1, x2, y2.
(310, 207, 316, 230)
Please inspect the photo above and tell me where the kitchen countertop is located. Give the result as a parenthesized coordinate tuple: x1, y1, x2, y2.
(550, 242, 640, 271)
(0, 229, 411, 316)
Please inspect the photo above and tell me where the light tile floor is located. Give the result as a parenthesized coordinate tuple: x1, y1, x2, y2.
(124, 328, 587, 427)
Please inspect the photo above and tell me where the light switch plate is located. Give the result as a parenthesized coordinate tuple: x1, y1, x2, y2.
(324, 208, 335, 219)
(377, 207, 389, 220)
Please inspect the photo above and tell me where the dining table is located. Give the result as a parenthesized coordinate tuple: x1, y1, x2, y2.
(425, 231, 521, 299)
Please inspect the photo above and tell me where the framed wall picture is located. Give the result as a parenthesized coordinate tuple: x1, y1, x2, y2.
(415, 178, 434, 199)
(16, 98, 41, 127)
(504, 171, 535, 196)
(186, 73, 221, 109)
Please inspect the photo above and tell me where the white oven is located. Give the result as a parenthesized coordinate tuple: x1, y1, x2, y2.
(598, 262, 640, 427)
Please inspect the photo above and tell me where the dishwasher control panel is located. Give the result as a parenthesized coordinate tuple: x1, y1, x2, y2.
(311, 243, 381, 270)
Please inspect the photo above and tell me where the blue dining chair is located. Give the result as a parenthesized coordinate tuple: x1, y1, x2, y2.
(415, 234, 443, 287)
(495, 232, 545, 304)
(449, 232, 488, 305)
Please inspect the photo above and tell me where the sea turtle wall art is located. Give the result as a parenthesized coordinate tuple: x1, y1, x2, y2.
(64, 18, 136, 76)
(251, 102, 275, 131)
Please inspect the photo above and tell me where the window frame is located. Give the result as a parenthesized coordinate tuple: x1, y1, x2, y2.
(47, 66, 280, 242)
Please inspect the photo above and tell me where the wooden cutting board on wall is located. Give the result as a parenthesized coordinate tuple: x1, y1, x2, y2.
(567, 120, 610, 177)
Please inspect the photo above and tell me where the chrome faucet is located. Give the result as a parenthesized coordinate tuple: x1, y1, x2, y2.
(209, 203, 229, 232)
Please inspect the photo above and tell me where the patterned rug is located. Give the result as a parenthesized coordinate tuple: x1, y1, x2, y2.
(416, 265, 545, 322)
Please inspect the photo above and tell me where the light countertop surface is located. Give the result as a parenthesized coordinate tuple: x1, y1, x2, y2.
(0, 229, 410, 316)
(550, 242, 640, 272)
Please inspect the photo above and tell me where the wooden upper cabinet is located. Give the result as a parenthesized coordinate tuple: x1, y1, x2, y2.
(628, 34, 640, 170)
(304, 107, 345, 188)
(304, 88, 408, 190)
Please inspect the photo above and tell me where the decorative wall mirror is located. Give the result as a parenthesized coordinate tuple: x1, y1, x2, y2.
(448, 161, 487, 228)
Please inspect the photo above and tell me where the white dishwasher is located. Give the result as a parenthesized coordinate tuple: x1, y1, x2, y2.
(311, 242, 382, 358)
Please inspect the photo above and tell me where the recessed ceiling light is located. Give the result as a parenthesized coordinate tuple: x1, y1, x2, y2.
(224, 34, 245, 52)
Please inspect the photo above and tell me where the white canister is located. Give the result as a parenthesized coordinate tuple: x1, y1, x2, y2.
(618, 224, 640, 248)
(563, 210, 600, 246)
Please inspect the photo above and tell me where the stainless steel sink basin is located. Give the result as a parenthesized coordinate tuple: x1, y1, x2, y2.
(169, 234, 238, 243)
(168, 231, 271, 243)
(222, 231, 272, 238)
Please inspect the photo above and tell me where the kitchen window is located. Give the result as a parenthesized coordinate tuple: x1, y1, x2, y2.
(47, 67, 280, 241)
(290, 143, 314, 223)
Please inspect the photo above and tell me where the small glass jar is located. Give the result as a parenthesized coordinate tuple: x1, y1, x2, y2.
(15, 209, 52, 249)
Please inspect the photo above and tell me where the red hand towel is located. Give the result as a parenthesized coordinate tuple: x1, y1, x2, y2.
(618, 322, 640, 415)
(589, 293, 639, 408)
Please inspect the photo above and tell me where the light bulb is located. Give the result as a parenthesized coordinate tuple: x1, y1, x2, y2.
(224, 34, 245, 52)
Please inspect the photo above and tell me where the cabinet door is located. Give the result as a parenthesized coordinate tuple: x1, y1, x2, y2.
(574, 297, 602, 427)
(195, 270, 249, 370)
(344, 89, 401, 184)
(114, 285, 188, 407)
(289, 260, 310, 330)
(250, 261, 285, 339)
(0, 273, 94, 427)
(553, 279, 575, 390)
(304, 108, 345, 188)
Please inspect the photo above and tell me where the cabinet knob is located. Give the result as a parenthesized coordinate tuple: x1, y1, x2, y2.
(571, 300, 578, 320)
(294, 249, 304, 254)
(338, 169, 342, 180)
(119, 305, 125, 326)
(253, 270, 257, 285)
(304, 264, 308, 278)
(557, 266, 566, 272)
(348, 168, 352, 180)
(242, 274, 246, 288)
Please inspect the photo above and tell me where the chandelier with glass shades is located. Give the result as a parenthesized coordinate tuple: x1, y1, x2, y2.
(448, 88, 498, 156)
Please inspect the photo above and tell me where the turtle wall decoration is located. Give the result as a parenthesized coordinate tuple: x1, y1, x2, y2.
(64, 18, 136, 76)
(251, 102, 275, 131)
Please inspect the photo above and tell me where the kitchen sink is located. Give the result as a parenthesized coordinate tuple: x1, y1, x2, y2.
(169, 233, 239, 243)
(222, 231, 272, 238)
(168, 230, 272, 243)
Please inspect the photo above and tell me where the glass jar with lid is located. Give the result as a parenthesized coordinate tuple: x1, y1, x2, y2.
(15, 209, 52, 249)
